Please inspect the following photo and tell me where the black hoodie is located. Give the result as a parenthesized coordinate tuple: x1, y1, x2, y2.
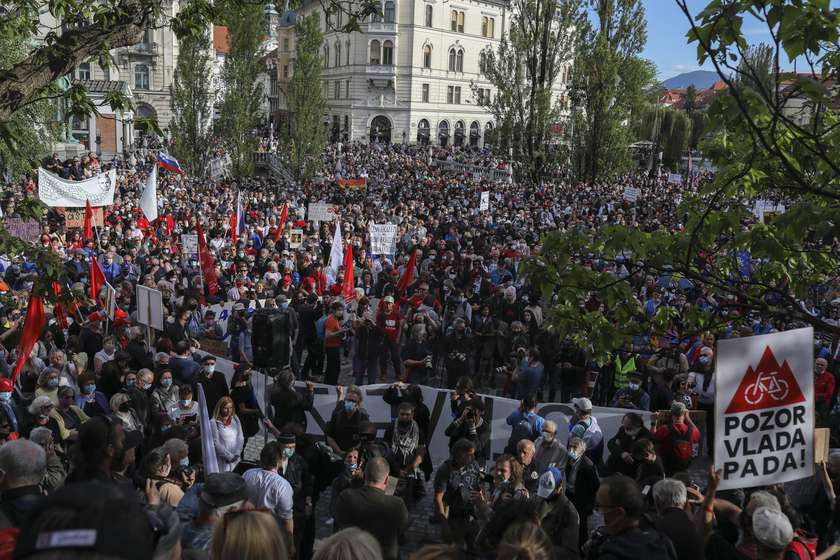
(593, 527, 678, 560)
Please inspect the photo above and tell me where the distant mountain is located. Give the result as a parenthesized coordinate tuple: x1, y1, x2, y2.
(662, 70, 720, 90)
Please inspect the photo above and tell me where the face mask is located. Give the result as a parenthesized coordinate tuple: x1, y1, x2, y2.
(699, 356, 711, 365)
(180, 399, 191, 407)
(568, 450, 578, 462)
(143, 382, 152, 391)
(625, 428, 639, 437)
(47, 379, 59, 388)
(628, 382, 640, 391)
(39, 414, 50, 420)
(84, 384, 96, 394)
(0, 392, 11, 403)
(590, 510, 605, 530)
(282, 447, 295, 459)
(541, 431, 554, 442)
(161, 379, 173, 388)
(349, 463, 358, 471)
(204, 365, 215, 374)
(180, 457, 190, 467)
(118, 402, 131, 412)
(125, 379, 136, 388)
(281, 302, 289, 309)
(344, 400, 356, 413)
(161, 425, 172, 432)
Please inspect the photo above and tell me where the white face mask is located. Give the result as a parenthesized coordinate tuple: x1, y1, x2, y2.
(204, 364, 215, 374)
(541, 431, 555, 443)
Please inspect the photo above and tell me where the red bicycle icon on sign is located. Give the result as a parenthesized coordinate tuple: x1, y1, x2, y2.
(743, 369, 790, 405)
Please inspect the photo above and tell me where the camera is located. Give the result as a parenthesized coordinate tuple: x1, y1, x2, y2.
(352, 432, 376, 443)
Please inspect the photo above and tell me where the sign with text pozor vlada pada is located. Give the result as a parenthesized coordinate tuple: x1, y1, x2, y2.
(715, 327, 814, 491)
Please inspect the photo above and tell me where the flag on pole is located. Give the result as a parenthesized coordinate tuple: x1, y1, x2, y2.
(342, 242, 355, 304)
(84, 199, 93, 241)
(157, 152, 185, 175)
(229, 191, 245, 244)
(90, 255, 106, 302)
(396, 248, 417, 298)
(11, 294, 46, 384)
(328, 221, 343, 284)
(197, 383, 220, 474)
(272, 203, 288, 242)
(52, 282, 68, 330)
(197, 223, 220, 297)
(140, 164, 158, 222)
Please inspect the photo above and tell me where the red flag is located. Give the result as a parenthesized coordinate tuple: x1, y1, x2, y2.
(396, 248, 417, 298)
(84, 199, 93, 241)
(90, 255, 106, 302)
(342, 242, 355, 304)
(272, 204, 288, 243)
(11, 294, 46, 384)
(51, 282, 68, 330)
(197, 223, 220, 297)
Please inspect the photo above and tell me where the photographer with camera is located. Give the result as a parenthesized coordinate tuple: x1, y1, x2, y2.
(444, 397, 490, 462)
(403, 324, 433, 385)
(352, 297, 381, 386)
(444, 317, 473, 389)
(324, 385, 370, 456)
(434, 438, 484, 549)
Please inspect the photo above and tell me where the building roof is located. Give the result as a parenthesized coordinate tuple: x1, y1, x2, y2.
(214, 25, 230, 55)
(660, 80, 727, 109)
(72, 79, 131, 95)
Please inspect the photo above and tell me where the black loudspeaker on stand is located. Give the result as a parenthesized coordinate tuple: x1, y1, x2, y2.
(252, 309, 291, 369)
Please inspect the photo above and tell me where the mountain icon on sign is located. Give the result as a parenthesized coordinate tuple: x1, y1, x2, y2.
(725, 346, 806, 414)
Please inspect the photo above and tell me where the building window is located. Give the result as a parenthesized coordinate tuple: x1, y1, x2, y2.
(447, 86, 453, 104)
(142, 27, 153, 47)
(448, 48, 456, 71)
(335, 42, 341, 66)
(477, 88, 491, 104)
(425, 4, 432, 26)
(334, 81, 340, 99)
(482, 16, 495, 37)
(422, 83, 429, 102)
(382, 40, 394, 65)
(369, 40, 380, 64)
(346, 41, 351, 64)
(134, 64, 149, 90)
(454, 86, 461, 104)
(384, 0, 395, 23)
(345, 79, 350, 98)
(423, 45, 432, 68)
(337, 9, 343, 28)
(78, 62, 90, 81)
(456, 49, 463, 72)
(283, 64, 289, 78)
(283, 37, 289, 51)
(457, 11, 464, 32)
(324, 46, 330, 67)
(450, 10, 462, 31)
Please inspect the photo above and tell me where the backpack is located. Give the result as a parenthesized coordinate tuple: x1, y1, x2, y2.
(505, 412, 539, 454)
(668, 424, 694, 469)
(315, 315, 328, 343)
(785, 530, 817, 560)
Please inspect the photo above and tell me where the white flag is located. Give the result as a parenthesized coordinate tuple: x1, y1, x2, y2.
(328, 221, 343, 285)
(140, 164, 158, 222)
(197, 383, 219, 474)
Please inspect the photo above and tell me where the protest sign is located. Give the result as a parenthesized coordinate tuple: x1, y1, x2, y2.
(136, 285, 164, 331)
(5, 218, 40, 243)
(623, 187, 640, 203)
(753, 200, 786, 224)
(336, 178, 366, 188)
(38, 168, 116, 207)
(667, 173, 683, 185)
(369, 224, 398, 255)
(308, 202, 337, 222)
(480, 191, 490, 212)
(61, 207, 104, 228)
(289, 229, 303, 249)
(181, 234, 198, 254)
(715, 327, 814, 491)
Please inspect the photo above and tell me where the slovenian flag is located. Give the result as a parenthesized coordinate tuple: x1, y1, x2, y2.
(230, 191, 246, 244)
(158, 152, 185, 175)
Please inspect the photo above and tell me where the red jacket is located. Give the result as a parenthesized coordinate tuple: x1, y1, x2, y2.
(816, 371, 836, 406)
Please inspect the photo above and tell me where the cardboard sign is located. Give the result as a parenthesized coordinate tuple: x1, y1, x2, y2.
(480, 191, 490, 212)
(136, 285, 164, 331)
(5, 218, 41, 243)
(308, 202, 337, 223)
(623, 187, 640, 203)
(715, 327, 814, 490)
(61, 207, 104, 228)
(289, 229, 303, 249)
(336, 178, 366, 188)
(369, 224, 398, 255)
(181, 234, 198, 254)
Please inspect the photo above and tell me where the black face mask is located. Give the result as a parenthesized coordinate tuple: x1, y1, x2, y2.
(118, 402, 132, 413)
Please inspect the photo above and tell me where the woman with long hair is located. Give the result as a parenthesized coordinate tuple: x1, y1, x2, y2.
(212, 396, 244, 472)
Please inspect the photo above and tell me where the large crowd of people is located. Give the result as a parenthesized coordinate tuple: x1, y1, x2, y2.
(0, 139, 836, 560)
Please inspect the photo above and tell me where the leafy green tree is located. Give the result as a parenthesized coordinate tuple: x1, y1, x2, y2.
(283, 12, 326, 181)
(473, 0, 584, 182)
(526, 0, 840, 362)
(169, 30, 213, 176)
(735, 42, 775, 98)
(216, 1, 264, 176)
(568, 0, 654, 182)
(684, 84, 697, 113)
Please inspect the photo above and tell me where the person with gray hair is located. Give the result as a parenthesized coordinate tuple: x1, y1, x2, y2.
(0, 439, 47, 528)
(314, 527, 383, 560)
(20, 395, 60, 441)
(565, 435, 598, 547)
(335, 456, 409, 560)
(651, 478, 703, 560)
(533, 419, 567, 474)
(29, 426, 67, 493)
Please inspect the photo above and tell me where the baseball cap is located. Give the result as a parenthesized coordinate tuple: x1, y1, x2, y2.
(383, 296, 395, 303)
(572, 397, 592, 412)
(536, 468, 564, 499)
(0, 378, 12, 392)
(752, 507, 793, 550)
(200, 473, 248, 508)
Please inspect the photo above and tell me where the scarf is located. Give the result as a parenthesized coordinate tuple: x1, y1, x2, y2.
(391, 420, 420, 463)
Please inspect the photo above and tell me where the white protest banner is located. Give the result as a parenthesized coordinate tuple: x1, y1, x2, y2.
(181, 234, 199, 254)
(623, 186, 640, 203)
(715, 327, 814, 491)
(136, 285, 165, 331)
(289, 229, 303, 249)
(753, 200, 786, 224)
(38, 168, 116, 207)
(667, 173, 683, 185)
(369, 224, 398, 255)
(308, 202, 337, 223)
(480, 191, 490, 212)
(5, 218, 40, 243)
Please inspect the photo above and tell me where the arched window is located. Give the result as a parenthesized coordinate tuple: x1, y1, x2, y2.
(423, 45, 432, 68)
(418, 119, 430, 144)
(470, 121, 480, 146)
(382, 40, 394, 65)
(134, 64, 149, 89)
(369, 40, 381, 64)
(324, 45, 330, 67)
(448, 48, 456, 71)
(456, 49, 464, 72)
(77, 62, 91, 80)
(384, 0, 395, 23)
(346, 41, 351, 65)
(335, 42, 341, 66)
(425, 4, 433, 27)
